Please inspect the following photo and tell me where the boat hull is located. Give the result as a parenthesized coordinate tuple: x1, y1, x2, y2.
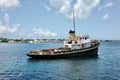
(27, 44, 99, 59)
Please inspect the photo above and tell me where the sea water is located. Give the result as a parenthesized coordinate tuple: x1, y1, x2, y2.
(0, 42, 120, 80)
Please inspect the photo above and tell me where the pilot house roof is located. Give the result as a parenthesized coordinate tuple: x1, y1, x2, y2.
(69, 30, 75, 33)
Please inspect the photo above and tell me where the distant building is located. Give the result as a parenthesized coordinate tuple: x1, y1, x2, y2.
(8, 40, 16, 43)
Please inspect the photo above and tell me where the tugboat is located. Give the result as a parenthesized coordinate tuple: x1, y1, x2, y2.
(27, 11, 99, 59)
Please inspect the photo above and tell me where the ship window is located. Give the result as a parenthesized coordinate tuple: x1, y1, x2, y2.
(75, 41, 77, 44)
(65, 45, 68, 48)
(68, 40, 72, 44)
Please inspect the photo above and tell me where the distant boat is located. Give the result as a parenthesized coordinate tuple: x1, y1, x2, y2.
(27, 11, 99, 59)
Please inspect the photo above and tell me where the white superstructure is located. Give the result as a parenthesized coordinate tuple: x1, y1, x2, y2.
(64, 10, 91, 50)
(64, 30, 91, 49)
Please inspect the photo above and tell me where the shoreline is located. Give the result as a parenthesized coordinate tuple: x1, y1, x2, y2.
(0, 39, 120, 43)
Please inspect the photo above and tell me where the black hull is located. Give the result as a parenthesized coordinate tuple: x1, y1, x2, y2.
(27, 44, 99, 59)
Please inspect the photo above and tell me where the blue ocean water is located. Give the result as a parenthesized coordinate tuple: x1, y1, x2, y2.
(0, 42, 120, 80)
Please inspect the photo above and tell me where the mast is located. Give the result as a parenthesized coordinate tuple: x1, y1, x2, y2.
(73, 10, 76, 32)
(69, 10, 76, 41)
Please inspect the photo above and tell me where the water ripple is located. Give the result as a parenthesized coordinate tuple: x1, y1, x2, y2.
(0, 42, 120, 80)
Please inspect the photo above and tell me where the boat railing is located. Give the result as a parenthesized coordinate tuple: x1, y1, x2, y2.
(91, 40, 99, 46)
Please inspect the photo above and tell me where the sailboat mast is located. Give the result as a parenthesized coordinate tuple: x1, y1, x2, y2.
(73, 10, 75, 32)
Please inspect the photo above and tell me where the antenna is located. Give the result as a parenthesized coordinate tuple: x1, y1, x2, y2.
(73, 10, 75, 32)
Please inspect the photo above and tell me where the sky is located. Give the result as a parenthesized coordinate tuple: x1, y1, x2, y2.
(0, 0, 120, 40)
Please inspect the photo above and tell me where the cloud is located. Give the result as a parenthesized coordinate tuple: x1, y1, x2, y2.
(98, 6, 102, 10)
(104, 2, 114, 8)
(32, 28, 57, 37)
(0, 0, 20, 11)
(73, 0, 100, 19)
(102, 13, 109, 20)
(59, 0, 72, 18)
(49, 0, 100, 19)
(0, 23, 24, 38)
(44, 4, 51, 11)
(0, 25, 17, 33)
(0, 0, 22, 38)
(98, 2, 114, 10)
(49, 0, 72, 19)
(4, 13, 10, 24)
(49, 0, 70, 9)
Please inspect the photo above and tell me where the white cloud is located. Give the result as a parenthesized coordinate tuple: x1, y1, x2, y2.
(32, 28, 57, 37)
(98, 6, 102, 10)
(49, 0, 100, 19)
(102, 13, 109, 20)
(98, 2, 114, 10)
(0, 0, 22, 38)
(49, 0, 72, 19)
(0, 0, 25, 38)
(0, 23, 24, 38)
(73, 0, 100, 19)
(104, 2, 114, 8)
(4, 13, 10, 24)
(0, 0, 20, 11)
(59, 0, 72, 18)
(49, 0, 70, 9)
(44, 4, 51, 11)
